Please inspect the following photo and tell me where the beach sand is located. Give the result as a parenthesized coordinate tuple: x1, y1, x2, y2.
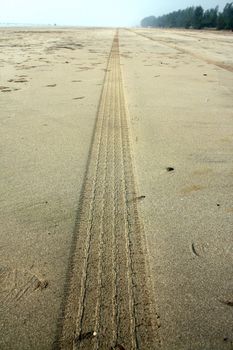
(0, 27, 233, 349)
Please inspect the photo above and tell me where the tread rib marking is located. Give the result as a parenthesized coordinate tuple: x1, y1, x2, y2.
(131, 29, 233, 73)
(58, 31, 161, 350)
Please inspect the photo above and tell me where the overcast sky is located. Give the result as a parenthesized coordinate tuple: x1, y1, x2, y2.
(0, 0, 229, 26)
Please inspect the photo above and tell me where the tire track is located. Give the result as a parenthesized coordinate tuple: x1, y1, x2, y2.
(130, 29, 233, 73)
(57, 30, 160, 350)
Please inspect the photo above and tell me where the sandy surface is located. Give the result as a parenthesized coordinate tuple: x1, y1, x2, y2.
(0, 27, 233, 349)
(0, 27, 114, 349)
(120, 29, 233, 349)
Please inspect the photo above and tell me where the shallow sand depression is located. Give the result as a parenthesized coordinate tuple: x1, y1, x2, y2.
(0, 27, 233, 349)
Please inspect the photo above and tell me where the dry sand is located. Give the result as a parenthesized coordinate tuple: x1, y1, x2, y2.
(120, 28, 233, 349)
(0, 27, 233, 349)
(0, 27, 115, 349)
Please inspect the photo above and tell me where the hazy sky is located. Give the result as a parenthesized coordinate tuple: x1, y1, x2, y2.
(0, 0, 229, 26)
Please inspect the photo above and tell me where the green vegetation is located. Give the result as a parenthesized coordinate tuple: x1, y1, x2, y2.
(141, 3, 233, 30)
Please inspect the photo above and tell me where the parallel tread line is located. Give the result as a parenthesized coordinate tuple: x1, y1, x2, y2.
(130, 29, 233, 73)
(58, 30, 161, 350)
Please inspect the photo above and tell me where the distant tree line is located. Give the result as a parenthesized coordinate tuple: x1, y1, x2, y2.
(141, 3, 233, 30)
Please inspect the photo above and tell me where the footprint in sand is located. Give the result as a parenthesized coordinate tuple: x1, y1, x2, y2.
(14, 79, 28, 83)
(0, 266, 48, 309)
(73, 96, 85, 100)
(0, 86, 12, 92)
